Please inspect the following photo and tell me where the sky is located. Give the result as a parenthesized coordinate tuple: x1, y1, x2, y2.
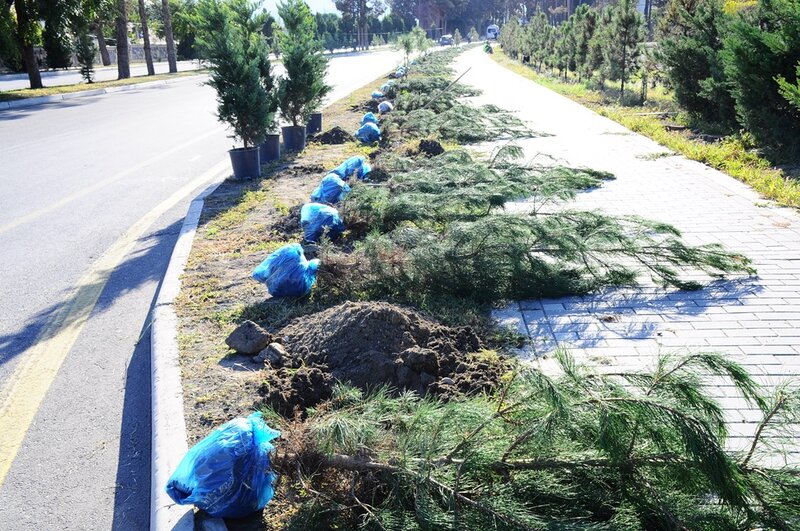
(262, 0, 338, 17)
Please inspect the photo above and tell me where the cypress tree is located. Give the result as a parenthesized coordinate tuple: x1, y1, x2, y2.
(277, 0, 330, 126)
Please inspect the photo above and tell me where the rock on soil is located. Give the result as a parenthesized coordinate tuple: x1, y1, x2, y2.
(225, 320, 273, 354)
(314, 126, 355, 145)
(255, 342, 287, 366)
(259, 301, 510, 416)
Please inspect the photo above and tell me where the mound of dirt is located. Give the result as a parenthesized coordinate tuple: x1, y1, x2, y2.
(419, 139, 444, 157)
(272, 204, 302, 238)
(315, 126, 355, 145)
(259, 302, 509, 416)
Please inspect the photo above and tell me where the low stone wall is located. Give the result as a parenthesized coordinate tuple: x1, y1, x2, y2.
(32, 44, 171, 69)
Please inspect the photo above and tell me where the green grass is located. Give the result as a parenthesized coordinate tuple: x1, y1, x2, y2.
(491, 50, 800, 209)
(0, 69, 208, 102)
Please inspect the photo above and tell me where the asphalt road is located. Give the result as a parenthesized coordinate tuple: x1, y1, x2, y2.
(0, 48, 403, 530)
(0, 60, 203, 92)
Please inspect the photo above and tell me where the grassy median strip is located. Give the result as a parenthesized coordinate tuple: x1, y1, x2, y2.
(491, 49, 800, 209)
(0, 68, 209, 102)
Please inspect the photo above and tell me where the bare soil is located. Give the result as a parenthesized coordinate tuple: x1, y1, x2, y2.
(259, 301, 508, 417)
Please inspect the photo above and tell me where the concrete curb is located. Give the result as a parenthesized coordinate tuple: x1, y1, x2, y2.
(1, 73, 207, 111)
(150, 178, 226, 531)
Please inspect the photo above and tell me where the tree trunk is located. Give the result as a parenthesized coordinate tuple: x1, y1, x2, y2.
(13, 0, 42, 89)
(137, 0, 154, 75)
(95, 22, 112, 66)
(161, 0, 178, 73)
(115, 0, 130, 79)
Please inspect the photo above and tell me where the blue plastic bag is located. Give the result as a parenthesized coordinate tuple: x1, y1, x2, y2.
(378, 101, 394, 114)
(301, 203, 345, 242)
(165, 412, 280, 519)
(332, 156, 371, 180)
(252, 243, 320, 297)
(371, 90, 384, 99)
(362, 112, 379, 125)
(355, 122, 381, 144)
(380, 81, 395, 92)
(311, 173, 351, 204)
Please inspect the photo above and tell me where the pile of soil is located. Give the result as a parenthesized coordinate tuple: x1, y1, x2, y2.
(419, 139, 444, 157)
(272, 204, 302, 238)
(314, 126, 355, 145)
(259, 301, 509, 416)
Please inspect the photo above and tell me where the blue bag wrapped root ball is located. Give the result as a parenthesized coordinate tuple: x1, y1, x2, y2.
(311, 173, 351, 204)
(252, 243, 320, 297)
(165, 412, 280, 519)
(378, 101, 394, 114)
(301, 203, 345, 242)
(355, 122, 381, 144)
(380, 81, 395, 92)
(361, 112, 379, 125)
(371, 90, 385, 100)
(332, 156, 371, 180)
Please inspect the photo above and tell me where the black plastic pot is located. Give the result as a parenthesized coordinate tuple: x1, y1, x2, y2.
(282, 125, 307, 152)
(260, 133, 281, 162)
(228, 146, 261, 180)
(307, 112, 323, 134)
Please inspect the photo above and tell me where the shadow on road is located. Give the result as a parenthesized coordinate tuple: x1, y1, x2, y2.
(0, 219, 184, 370)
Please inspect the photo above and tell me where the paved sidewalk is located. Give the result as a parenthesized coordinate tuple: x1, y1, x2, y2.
(456, 49, 800, 463)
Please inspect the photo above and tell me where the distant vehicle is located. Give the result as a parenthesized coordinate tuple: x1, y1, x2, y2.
(439, 34, 454, 46)
(486, 24, 499, 40)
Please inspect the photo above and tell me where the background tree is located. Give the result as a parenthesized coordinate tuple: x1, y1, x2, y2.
(137, 0, 155, 74)
(573, 4, 597, 81)
(8, 0, 43, 88)
(603, 0, 644, 99)
(115, 0, 130, 78)
(467, 25, 479, 42)
(41, 0, 73, 69)
(0, 5, 24, 72)
(722, 0, 800, 152)
(161, 0, 178, 71)
(334, 0, 384, 50)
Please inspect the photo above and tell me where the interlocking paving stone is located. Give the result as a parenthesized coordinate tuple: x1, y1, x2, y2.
(475, 50, 799, 461)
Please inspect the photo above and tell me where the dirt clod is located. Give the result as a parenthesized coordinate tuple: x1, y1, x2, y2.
(226, 320, 273, 354)
(259, 302, 508, 415)
(419, 139, 444, 157)
(272, 204, 302, 238)
(314, 126, 355, 145)
(261, 367, 333, 415)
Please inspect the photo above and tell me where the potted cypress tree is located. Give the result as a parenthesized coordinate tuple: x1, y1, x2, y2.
(277, 0, 330, 151)
(197, 0, 272, 179)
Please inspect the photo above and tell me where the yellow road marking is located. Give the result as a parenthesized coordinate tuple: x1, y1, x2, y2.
(0, 126, 226, 237)
(0, 158, 229, 486)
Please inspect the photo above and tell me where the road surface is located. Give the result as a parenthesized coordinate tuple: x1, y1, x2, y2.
(0, 48, 403, 530)
(0, 60, 203, 92)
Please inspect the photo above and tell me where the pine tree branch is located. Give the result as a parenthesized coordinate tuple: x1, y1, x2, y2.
(742, 393, 788, 468)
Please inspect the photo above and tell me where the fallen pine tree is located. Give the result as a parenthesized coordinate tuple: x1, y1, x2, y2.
(263, 351, 799, 530)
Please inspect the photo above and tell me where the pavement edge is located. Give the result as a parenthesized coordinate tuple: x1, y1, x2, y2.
(150, 179, 225, 531)
(1, 74, 207, 111)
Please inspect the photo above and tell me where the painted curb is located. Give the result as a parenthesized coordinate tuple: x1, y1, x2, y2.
(0, 73, 207, 112)
(150, 177, 226, 531)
